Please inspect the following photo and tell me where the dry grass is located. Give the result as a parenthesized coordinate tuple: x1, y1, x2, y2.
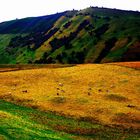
(111, 62, 140, 69)
(0, 63, 140, 129)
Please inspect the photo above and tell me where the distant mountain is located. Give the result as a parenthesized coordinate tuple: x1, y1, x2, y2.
(0, 7, 140, 64)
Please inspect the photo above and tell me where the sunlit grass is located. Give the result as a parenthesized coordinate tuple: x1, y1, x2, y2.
(0, 63, 140, 139)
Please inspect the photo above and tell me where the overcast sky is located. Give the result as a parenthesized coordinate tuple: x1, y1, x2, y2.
(0, 0, 140, 22)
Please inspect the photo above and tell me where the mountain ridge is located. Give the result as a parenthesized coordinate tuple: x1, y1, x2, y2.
(0, 7, 140, 64)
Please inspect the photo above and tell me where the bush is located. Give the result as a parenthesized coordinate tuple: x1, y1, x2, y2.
(51, 96, 66, 104)
(105, 94, 128, 102)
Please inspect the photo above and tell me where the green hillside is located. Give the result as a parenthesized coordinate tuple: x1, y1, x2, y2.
(0, 7, 140, 64)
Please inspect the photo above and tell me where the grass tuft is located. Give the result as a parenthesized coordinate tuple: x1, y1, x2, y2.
(50, 96, 67, 104)
(105, 94, 128, 102)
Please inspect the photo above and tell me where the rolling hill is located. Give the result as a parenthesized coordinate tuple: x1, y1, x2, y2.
(0, 7, 140, 64)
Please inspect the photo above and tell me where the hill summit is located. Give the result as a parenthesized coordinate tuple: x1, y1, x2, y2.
(0, 7, 140, 64)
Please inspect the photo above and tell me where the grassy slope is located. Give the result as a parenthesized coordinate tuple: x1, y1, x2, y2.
(0, 34, 17, 64)
(0, 12, 66, 64)
(0, 63, 140, 139)
(38, 8, 140, 63)
(0, 7, 140, 64)
(0, 100, 73, 140)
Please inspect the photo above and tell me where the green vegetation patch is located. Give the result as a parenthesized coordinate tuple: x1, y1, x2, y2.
(105, 94, 128, 102)
(0, 100, 72, 140)
(0, 96, 140, 140)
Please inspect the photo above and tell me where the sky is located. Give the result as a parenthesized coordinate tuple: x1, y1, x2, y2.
(0, 0, 140, 22)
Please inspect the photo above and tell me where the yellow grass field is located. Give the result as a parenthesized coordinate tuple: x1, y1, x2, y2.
(0, 63, 140, 130)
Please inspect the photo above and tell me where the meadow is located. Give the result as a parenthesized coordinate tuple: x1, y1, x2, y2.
(0, 62, 140, 140)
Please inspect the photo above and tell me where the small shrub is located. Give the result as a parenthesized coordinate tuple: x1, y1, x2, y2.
(127, 104, 136, 108)
(63, 21, 72, 28)
(51, 96, 66, 104)
(98, 89, 102, 92)
(22, 90, 28, 93)
(29, 104, 39, 109)
(76, 98, 89, 104)
(105, 94, 128, 102)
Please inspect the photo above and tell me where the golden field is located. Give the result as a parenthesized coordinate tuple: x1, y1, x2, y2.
(0, 63, 140, 130)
